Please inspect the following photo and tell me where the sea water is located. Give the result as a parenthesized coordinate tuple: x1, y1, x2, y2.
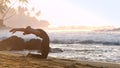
(0, 29, 120, 64)
(49, 31, 120, 64)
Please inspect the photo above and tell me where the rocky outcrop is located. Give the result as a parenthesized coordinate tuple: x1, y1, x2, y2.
(0, 36, 25, 50)
(0, 36, 42, 50)
(26, 39, 41, 50)
(49, 48, 63, 53)
(38, 47, 63, 53)
(0, 36, 63, 53)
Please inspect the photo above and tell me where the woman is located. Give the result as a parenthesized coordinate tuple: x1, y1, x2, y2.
(10, 26, 50, 59)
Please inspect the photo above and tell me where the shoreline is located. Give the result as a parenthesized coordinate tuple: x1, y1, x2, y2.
(0, 51, 119, 68)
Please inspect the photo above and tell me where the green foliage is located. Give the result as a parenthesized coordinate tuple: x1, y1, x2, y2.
(0, 0, 10, 14)
(0, 0, 28, 19)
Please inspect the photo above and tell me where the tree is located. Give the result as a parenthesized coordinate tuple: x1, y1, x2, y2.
(0, 0, 28, 27)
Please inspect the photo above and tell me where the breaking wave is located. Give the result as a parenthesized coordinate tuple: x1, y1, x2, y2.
(1, 30, 120, 46)
(51, 39, 120, 45)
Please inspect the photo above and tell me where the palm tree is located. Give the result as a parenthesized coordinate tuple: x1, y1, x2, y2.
(0, 0, 28, 27)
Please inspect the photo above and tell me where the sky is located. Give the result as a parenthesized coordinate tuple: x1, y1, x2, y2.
(11, 0, 120, 27)
(68, 0, 120, 27)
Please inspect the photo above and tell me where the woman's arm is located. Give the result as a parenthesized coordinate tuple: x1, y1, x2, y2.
(10, 28, 25, 34)
(9, 26, 41, 36)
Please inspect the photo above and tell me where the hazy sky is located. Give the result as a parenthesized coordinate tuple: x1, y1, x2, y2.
(68, 0, 120, 27)
(13, 0, 120, 27)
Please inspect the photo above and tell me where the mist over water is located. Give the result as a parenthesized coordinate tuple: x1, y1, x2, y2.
(0, 29, 120, 63)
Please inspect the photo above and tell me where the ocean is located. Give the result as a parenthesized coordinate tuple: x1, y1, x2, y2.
(0, 29, 120, 64)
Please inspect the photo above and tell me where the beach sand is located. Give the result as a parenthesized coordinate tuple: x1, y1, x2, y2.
(0, 51, 119, 68)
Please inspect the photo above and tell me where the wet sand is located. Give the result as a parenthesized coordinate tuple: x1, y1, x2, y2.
(0, 51, 119, 68)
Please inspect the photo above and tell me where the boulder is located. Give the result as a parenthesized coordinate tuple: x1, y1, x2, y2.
(25, 39, 42, 50)
(0, 36, 42, 50)
(0, 36, 25, 50)
(0, 36, 63, 53)
(50, 48, 63, 53)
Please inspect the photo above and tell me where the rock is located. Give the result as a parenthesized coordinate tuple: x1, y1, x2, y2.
(0, 36, 48, 51)
(0, 36, 42, 50)
(26, 53, 43, 58)
(50, 48, 63, 53)
(25, 39, 42, 50)
(0, 36, 26, 50)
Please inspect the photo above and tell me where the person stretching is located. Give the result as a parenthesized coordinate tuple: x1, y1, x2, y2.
(10, 26, 50, 59)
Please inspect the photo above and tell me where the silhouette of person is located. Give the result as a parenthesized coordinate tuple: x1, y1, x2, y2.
(10, 26, 50, 59)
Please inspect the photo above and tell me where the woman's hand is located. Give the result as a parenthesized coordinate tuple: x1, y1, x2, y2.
(9, 27, 31, 35)
(10, 28, 25, 34)
(9, 28, 17, 34)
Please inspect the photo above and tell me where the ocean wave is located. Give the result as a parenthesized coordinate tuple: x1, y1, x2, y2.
(50, 39, 120, 45)
(1, 36, 120, 45)
(0, 30, 120, 46)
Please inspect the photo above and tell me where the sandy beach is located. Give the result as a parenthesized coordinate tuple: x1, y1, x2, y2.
(0, 51, 119, 68)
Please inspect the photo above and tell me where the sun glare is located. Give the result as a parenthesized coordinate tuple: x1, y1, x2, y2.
(8, 0, 115, 31)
